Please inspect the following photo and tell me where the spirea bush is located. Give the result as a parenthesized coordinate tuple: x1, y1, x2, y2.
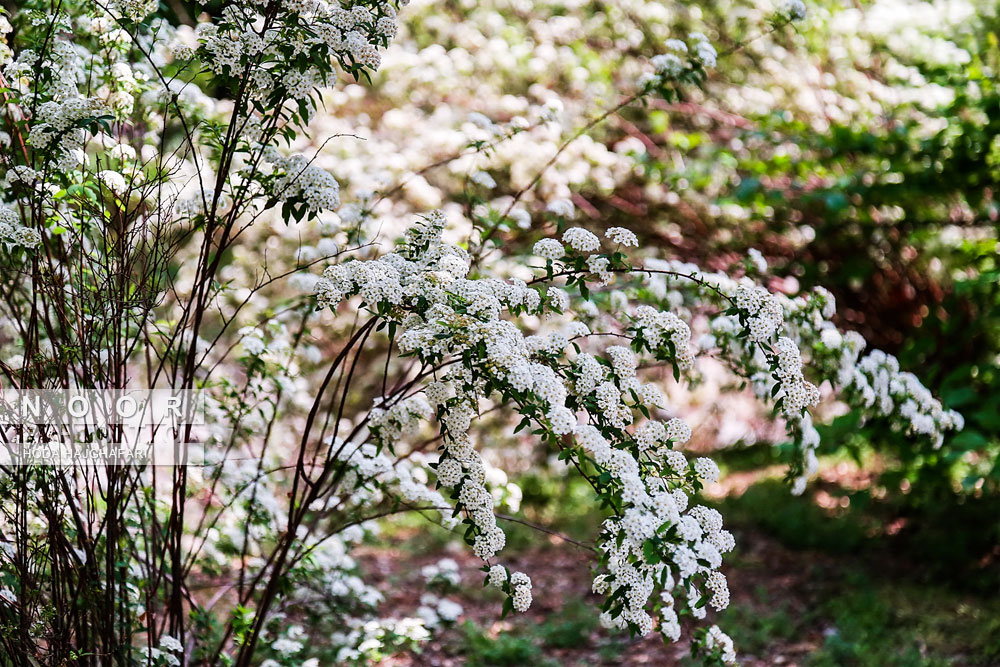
(0, 0, 963, 664)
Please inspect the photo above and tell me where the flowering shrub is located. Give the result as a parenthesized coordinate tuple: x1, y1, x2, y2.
(0, 0, 965, 665)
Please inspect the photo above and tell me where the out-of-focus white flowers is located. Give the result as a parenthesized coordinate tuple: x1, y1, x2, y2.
(779, 0, 808, 21)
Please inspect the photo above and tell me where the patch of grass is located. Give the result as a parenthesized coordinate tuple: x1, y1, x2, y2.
(456, 621, 558, 667)
(376, 510, 459, 554)
(451, 599, 603, 666)
(536, 599, 600, 649)
(813, 573, 1000, 667)
(889, 492, 1000, 591)
(723, 586, 810, 655)
(712, 442, 786, 473)
(596, 640, 625, 663)
(514, 474, 606, 543)
(715, 479, 872, 554)
(808, 577, 946, 667)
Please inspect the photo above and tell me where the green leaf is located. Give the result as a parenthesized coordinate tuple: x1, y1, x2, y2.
(642, 539, 661, 564)
(501, 596, 514, 619)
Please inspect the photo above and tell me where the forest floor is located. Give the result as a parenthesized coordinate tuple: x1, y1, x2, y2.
(362, 468, 1000, 666)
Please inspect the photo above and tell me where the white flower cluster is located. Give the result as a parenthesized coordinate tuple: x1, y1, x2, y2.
(238, 326, 267, 357)
(704, 625, 738, 664)
(581, 416, 735, 639)
(194, 0, 400, 100)
(642, 32, 718, 89)
(368, 394, 434, 449)
(267, 152, 342, 213)
(563, 227, 601, 254)
(312, 215, 740, 632)
(510, 571, 533, 612)
(735, 283, 785, 342)
(416, 593, 463, 628)
(814, 324, 963, 448)
(484, 565, 533, 612)
(25, 97, 109, 170)
(420, 557, 461, 589)
(576, 346, 668, 430)
(0, 206, 41, 250)
(533, 238, 565, 261)
(693, 457, 721, 483)
(650, 52, 685, 81)
(779, 0, 808, 21)
(636, 418, 692, 455)
(587, 255, 613, 285)
(546, 198, 575, 218)
(328, 616, 431, 664)
(3, 166, 37, 190)
(142, 634, 184, 667)
(0, 16, 10, 66)
(748, 247, 768, 273)
(535, 226, 638, 277)
(632, 304, 696, 370)
(773, 337, 821, 416)
(108, 0, 157, 21)
(633, 260, 961, 493)
(690, 32, 719, 68)
(789, 412, 822, 495)
(470, 170, 496, 188)
(606, 227, 639, 247)
(312, 213, 559, 611)
(762, 288, 961, 490)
